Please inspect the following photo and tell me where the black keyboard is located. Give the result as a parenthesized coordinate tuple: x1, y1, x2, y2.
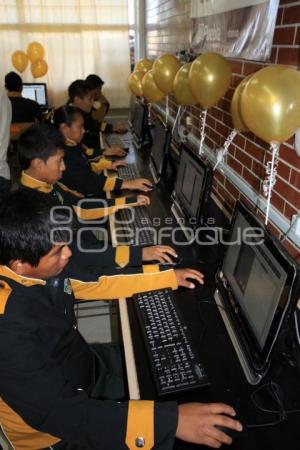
(116, 206, 155, 246)
(118, 163, 140, 180)
(133, 288, 210, 396)
(105, 133, 132, 148)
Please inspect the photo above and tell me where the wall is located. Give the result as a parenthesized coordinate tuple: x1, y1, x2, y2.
(145, 0, 300, 262)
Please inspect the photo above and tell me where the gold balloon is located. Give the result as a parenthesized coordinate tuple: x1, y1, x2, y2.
(231, 75, 252, 132)
(189, 52, 231, 109)
(11, 51, 29, 73)
(128, 71, 144, 96)
(31, 59, 48, 78)
(27, 42, 45, 62)
(152, 54, 181, 94)
(241, 65, 300, 144)
(173, 63, 198, 106)
(135, 59, 153, 73)
(142, 70, 165, 103)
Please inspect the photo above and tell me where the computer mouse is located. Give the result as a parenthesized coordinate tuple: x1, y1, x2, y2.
(122, 147, 130, 153)
(147, 185, 156, 191)
(215, 421, 244, 440)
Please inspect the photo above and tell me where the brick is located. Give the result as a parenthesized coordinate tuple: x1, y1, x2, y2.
(296, 27, 300, 45)
(230, 60, 244, 75)
(273, 26, 296, 45)
(243, 62, 264, 76)
(266, 220, 281, 240)
(206, 115, 215, 130)
(235, 148, 252, 167)
(283, 4, 300, 25)
(269, 46, 278, 64)
(231, 74, 244, 88)
(276, 7, 283, 26)
(224, 87, 234, 101)
(215, 121, 229, 138)
(245, 140, 265, 163)
(210, 108, 223, 122)
(209, 129, 222, 146)
(218, 184, 235, 208)
(225, 179, 239, 199)
(270, 191, 285, 213)
(284, 202, 297, 221)
(252, 159, 265, 178)
(282, 240, 300, 262)
(243, 168, 261, 192)
(279, 143, 300, 167)
(227, 155, 243, 175)
(277, 161, 291, 182)
(290, 170, 300, 190)
(277, 47, 300, 66)
(217, 98, 231, 113)
(214, 169, 225, 185)
(274, 177, 300, 205)
(223, 112, 234, 128)
(254, 136, 272, 151)
(235, 133, 245, 150)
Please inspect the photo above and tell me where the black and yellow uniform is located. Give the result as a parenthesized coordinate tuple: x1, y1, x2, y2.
(8, 92, 42, 123)
(0, 263, 178, 449)
(20, 172, 143, 268)
(61, 140, 123, 197)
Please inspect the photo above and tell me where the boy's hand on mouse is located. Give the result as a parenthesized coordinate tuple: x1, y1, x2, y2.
(111, 160, 127, 170)
(142, 245, 177, 263)
(121, 178, 153, 192)
(103, 147, 127, 157)
(176, 403, 243, 447)
(136, 195, 150, 206)
(174, 268, 204, 288)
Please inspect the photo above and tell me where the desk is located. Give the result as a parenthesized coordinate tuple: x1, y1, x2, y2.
(107, 134, 300, 450)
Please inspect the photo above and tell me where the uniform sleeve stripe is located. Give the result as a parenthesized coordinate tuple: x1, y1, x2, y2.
(115, 246, 130, 267)
(103, 176, 117, 192)
(125, 401, 154, 450)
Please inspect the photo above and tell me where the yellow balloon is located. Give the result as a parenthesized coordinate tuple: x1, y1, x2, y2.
(173, 63, 198, 106)
(27, 42, 45, 62)
(142, 70, 165, 103)
(152, 54, 181, 94)
(189, 52, 231, 109)
(135, 59, 153, 73)
(128, 71, 144, 97)
(231, 75, 252, 132)
(241, 65, 300, 144)
(31, 59, 48, 78)
(11, 51, 29, 73)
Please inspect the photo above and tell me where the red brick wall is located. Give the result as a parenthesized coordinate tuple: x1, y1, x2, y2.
(145, 0, 300, 261)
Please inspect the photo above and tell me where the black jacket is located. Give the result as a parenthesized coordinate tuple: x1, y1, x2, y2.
(8, 93, 42, 123)
(0, 264, 178, 449)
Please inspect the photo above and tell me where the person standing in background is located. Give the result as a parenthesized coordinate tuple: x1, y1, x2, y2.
(0, 90, 12, 194)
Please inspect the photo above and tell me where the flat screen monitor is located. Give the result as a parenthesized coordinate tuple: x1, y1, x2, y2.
(150, 118, 170, 179)
(215, 201, 300, 384)
(131, 101, 146, 140)
(174, 144, 212, 226)
(22, 83, 48, 107)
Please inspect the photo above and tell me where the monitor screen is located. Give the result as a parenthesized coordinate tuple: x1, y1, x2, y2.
(151, 119, 169, 175)
(132, 102, 145, 139)
(218, 201, 299, 379)
(22, 83, 48, 107)
(174, 145, 211, 222)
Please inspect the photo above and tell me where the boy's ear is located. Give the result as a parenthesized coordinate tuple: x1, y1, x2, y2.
(31, 158, 45, 170)
(10, 260, 30, 275)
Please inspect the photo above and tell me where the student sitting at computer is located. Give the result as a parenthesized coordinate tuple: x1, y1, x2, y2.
(0, 189, 241, 450)
(18, 123, 177, 269)
(86, 73, 127, 133)
(68, 79, 127, 153)
(5, 71, 42, 123)
(53, 106, 153, 196)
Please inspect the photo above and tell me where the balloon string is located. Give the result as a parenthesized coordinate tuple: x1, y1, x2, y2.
(165, 95, 169, 127)
(199, 109, 207, 155)
(171, 105, 182, 134)
(213, 129, 238, 171)
(148, 103, 152, 125)
(263, 142, 280, 225)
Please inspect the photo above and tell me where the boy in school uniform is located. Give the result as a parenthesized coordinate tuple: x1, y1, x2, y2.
(85, 73, 127, 134)
(53, 105, 153, 197)
(0, 190, 242, 450)
(18, 123, 179, 269)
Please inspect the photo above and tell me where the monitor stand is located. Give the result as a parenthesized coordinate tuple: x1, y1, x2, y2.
(214, 287, 264, 385)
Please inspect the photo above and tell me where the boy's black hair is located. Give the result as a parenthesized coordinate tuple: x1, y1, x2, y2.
(5, 71, 23, 92)
(53, 105, 84, 128)
(86, 74, 104, 89)
(68, 79, 91, 103)
(0, 190, 73, 266)
(18, 123, 65, 170)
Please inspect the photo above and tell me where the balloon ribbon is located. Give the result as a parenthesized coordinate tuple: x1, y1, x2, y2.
(213, 129, 238, 170)
(263, 142, 280, 225)
(199, 109, 207, 155)
(171, 105, 182, 134)
(165, 95, 169, 127)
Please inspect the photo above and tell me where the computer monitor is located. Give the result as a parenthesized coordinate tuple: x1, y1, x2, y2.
(171, 144, 213, 236)
(149, 117, 171, 184)
(131, 101, 147, 142)
(215, 201, 300, 384)
(22, 83, 48, 107)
